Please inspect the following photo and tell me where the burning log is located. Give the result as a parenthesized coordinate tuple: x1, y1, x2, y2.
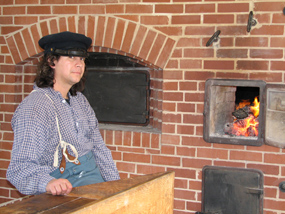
(224, 96, 260, 137)
(224, 115, 259, 137)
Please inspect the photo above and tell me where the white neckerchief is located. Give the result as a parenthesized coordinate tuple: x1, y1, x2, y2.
(31, 90, 79, 167)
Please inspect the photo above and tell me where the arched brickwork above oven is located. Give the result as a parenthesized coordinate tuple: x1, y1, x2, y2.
(5, 15, 176, 69)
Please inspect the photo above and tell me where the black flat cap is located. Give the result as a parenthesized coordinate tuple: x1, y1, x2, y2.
(38, 31, 92, 58)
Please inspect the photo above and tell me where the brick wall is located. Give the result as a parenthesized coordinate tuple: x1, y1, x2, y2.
(1, 0, 285, 213)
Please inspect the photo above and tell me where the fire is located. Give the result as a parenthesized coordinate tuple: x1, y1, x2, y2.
(224, 96, 260, 137)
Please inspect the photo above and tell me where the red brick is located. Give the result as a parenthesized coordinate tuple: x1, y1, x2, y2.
(121, 22, 136, 53)
(126, 4, 153, 13)
(152, 155, 180, 166)
(163, 113, 181, 123)
(179, 82, 197, 91)
(204, 60, 234, 70)
(177, 103, 195, 113)
(123, 131, 132, 146)
(175, 189, 196, 200)
(177, 125, 194, 135)
(271, 61, 285, 71)
(14, 32, 28, 61)
(132, 132, 141, 147)
(156, 38, 176, 68)
(216, 72, 248, 79)
(1, 26, 23, 35)
(237, 60, 269, 70)
(104, 17, 116, 48)
(247, 163, 279, 175)
(53, 6, 77, 14)
(3, 6, 25, 15)
(217, 49, 248, 58)
(95, 16, 106, 46)
(177, 147, 195, 157)
(161, 134, 179, 145)
(185, 3, 215, 13)
(163, 82, 178, 91)
(218, 3, 249, 12)
(230, 151, 262, 162)
(141, 16, 169, 25)
(271, 37, 285, 48)
(265, 153, 285, 165)
(180, 59, 202, 69)
(0, 17, 13, 24)
(79, 5, 105, 14)
(177, 38, 200, 47)
(117, 162, 136, 173)
(30, 24, 42, 53)
(27, 6, 51, 14)
(162, 102, 176, 112)
(214, 160, 245, 168)
(182, 158, 211, 169)
(185, 71, 215, 81)
(185, 26, 215, 36)
(1, 0, 13, 4)
(183, 114, 203, 124)
(112, 19, 125, 50)
(155, 26, 182, 36)
(172, 15, 200, 24)
(42, 0, 65, 3)
(147, 34, 166, 64)
(137, 164, 165, 174)
(197, 148, 228, 159)
(236, 37, 268, 47)
(185, 92, 204, 102)
(251, 25, 284, 35)
(250, 49, 283, 59)
(163, 92, 183, 101)
(218, 26, 247, 36)
(161, 145, 175, 154)
(184, 48, 214, 58)
(130, 25, 147, 56)
(264, 199, 285, 211)
(155, 4, 183, 13)
(204, 14, 234, 24)
(162, 124, 175, 134)
(255, 2, 285, 12)
(123, 153, 150, 163)
(139, 30, 157, 59)
(21, 29, 37, 57)
(106, 4, 124, 14)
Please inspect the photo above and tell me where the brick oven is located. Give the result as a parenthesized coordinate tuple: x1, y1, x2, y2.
(1, 1, 285, 214)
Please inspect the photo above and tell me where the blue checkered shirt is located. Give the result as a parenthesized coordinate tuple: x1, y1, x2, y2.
(6, 85, 120, 195)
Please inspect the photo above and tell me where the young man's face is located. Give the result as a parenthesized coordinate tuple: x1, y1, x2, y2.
(52, 56, 85, 89)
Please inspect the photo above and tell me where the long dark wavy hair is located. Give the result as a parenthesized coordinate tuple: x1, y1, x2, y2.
(35, 53, 86, 96)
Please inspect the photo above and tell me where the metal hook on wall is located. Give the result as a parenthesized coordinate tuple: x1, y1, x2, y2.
(206, 30, 221, 47)
(247, 11, 257, 33)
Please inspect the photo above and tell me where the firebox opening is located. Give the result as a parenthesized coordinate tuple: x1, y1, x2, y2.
(203, 79, 266, 146)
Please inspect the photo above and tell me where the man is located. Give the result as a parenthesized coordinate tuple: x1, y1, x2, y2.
(6, 31, 120, 196)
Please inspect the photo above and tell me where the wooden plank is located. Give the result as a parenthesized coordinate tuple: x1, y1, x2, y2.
(0, 194, 94, 214)
(0, 171, 175, 214)
(70, 171, 175, 214)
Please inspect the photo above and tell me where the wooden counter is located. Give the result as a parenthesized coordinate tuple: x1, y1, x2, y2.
(0, 171, 175, 214)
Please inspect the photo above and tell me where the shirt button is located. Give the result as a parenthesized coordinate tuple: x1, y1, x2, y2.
(76, 122, 79, 127)
(75, 160, 79, 164)
(60, 167, 65, 172)
(73, 169, 76, 173)
(62, 100, 66, 103)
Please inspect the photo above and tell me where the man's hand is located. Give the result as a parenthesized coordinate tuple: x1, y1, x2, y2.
(46, 178, 72, 195)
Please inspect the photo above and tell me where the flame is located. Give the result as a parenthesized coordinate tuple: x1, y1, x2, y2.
(250, 97, 259, 117)
(226, 96, 260, 137)
(232, 114, 259, 136)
